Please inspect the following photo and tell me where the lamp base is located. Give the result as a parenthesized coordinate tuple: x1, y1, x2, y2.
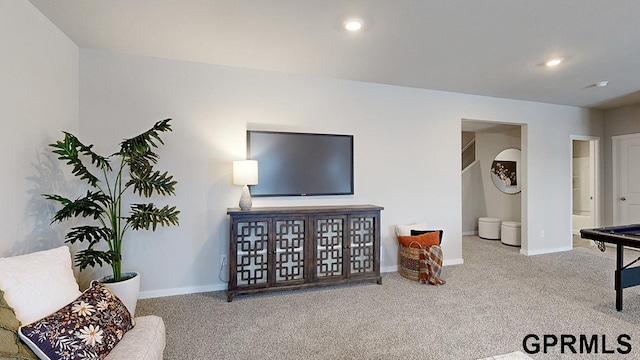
(239, 185, 253, 210)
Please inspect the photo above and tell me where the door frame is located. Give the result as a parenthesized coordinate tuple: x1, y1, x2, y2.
(612, 133, 640, 225)
(570, 135, 600, 235)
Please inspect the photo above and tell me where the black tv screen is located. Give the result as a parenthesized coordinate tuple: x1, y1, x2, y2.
(247, 131, 354, 197)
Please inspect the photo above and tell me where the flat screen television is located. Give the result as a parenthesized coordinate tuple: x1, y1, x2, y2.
(247, 131, 354, 197)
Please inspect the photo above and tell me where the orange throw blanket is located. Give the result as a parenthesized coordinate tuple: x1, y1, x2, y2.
(419, 245, 445, 285)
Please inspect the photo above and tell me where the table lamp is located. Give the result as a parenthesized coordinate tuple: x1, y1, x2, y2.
(233, 160, 258, 210)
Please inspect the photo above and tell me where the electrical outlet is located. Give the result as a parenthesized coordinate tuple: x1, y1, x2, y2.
(540, 230, 545, 238)
(220, 254, 228, 266)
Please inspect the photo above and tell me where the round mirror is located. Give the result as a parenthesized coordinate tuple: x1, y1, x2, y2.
(490, 148, 521, 194)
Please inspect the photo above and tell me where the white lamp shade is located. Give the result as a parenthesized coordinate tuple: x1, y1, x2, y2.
(233, 160, 258, 185)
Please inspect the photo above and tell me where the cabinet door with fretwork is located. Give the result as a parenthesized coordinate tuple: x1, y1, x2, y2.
(272, 217, 308, 286)
(230, 218, 270, 290)
(347, 213, 379, 278)
(313, 215, 347, 281)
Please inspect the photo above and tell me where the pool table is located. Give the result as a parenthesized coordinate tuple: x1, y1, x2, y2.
(580, 224, 640, 311)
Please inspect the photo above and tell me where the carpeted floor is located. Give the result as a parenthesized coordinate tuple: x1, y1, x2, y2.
(137, 236, 640, 359)
(477, 351, 533, 360)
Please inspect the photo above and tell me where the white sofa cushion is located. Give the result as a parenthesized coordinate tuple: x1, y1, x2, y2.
(105, 315, 166, 360)
(0, 246, 81, 325)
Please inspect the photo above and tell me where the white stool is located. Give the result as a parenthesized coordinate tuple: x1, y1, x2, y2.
(478, 217, 501, 240)
(501, 221, 522, 246)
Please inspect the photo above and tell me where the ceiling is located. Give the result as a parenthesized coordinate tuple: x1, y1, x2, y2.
(29, 0, 640, 110)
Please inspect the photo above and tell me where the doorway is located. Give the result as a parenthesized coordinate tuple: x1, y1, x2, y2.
(571, 137, 599, 235)
(461, 120, 525, 250)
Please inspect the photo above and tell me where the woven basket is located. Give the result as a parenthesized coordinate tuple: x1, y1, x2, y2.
(399, 242, 422, 281)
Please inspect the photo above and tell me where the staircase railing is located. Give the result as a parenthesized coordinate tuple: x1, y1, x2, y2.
(462, 137, 476, 170)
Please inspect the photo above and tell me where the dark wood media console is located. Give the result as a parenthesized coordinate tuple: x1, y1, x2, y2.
(227, 205, 383, 301)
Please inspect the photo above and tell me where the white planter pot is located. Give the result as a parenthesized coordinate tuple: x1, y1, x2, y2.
(98, 271, 141, 317)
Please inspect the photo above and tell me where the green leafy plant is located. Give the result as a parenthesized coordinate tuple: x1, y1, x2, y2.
(44, 119, 180, 282)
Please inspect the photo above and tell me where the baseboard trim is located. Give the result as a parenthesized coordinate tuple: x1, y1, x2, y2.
(520, 246, 572, 256)
(382, 258, 463, 273)
(381, 265, 399, 273)
(462, 231, 477, 236)
(444, 258, 464, 266)
(139, 284, 228, 299)
(142, 260, 465, 298)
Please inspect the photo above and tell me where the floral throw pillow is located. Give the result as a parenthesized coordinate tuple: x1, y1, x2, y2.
(18, 281, 134, 360)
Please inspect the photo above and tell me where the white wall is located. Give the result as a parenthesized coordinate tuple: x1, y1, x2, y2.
(603, 104, 640, 226)
(476, 129, 522, 223)
(78, 49, 603, 297)
(0, 2, 78, 258)
(462, 161, 485, 234)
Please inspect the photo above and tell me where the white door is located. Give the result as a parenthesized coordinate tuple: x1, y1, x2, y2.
(614, 134, 640, 225)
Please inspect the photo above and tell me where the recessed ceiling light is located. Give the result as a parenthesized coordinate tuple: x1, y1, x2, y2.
(545, 58, 564, 67)
(594, 80, 609, 87)
(344, 19, 363, 31)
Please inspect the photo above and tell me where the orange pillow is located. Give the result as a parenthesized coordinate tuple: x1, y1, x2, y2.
(398, 231, 440, 249)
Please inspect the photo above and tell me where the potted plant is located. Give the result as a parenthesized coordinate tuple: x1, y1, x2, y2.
(44, 119, 180, 315)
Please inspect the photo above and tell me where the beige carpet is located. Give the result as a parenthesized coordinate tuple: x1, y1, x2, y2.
(477, 351, 533, 360)
(137, 236, 640, 359)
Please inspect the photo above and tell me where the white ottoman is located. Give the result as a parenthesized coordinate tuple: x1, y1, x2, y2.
(478, 217, 501, 240)
(501, 221, 522, 247)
